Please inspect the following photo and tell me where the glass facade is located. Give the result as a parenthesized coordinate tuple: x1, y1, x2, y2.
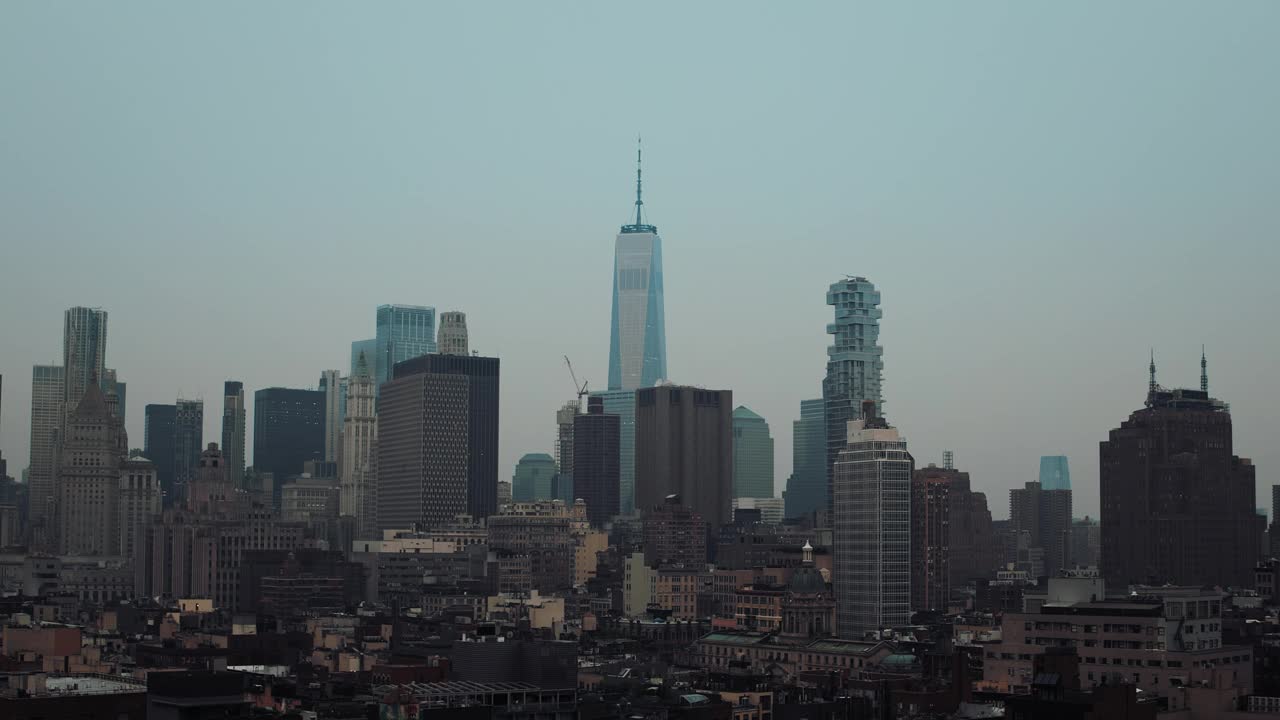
(62, 306, 108, 417)
(375, 305, 436, 388)
(784, 398, 826, 518)
(591, 389, 637, 514)
(823, 277, 884, 513)
(512, 453, 557, 502)
(608, 229, 667, 391)
(731, 405, 774, 499)
(1039, 455, 1071, 491)
(834, 420, 913, 638)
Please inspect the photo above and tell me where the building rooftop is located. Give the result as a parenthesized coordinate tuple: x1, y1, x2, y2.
(45, 675, 146, 696)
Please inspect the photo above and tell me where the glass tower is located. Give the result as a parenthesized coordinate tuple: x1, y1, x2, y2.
(375, 305, 437, 388)
(732, 405, 775, 499)
(823, 277, 884, 513)
(591, 389, 637, 514)
(1038, 455, 1070, 491)
(62, 306, 108, 420)
(607, 146, 667, 391)
(784, 398, 826, 518)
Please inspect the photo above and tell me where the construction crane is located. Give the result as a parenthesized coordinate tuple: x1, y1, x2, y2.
(563, 355, 589, 410)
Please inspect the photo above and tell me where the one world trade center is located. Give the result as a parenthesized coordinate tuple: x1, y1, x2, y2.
(608, 143, 667, 391)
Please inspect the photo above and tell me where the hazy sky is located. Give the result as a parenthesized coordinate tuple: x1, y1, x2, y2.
(2, 2, 1278, 518)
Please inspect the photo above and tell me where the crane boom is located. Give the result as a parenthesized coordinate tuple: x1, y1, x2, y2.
(563, 356, 589, 408)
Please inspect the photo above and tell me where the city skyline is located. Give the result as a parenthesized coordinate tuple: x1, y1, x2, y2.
(2, 3, 1279, 518)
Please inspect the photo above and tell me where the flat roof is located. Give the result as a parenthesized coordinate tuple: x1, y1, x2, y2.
(45, 676, 146, 696)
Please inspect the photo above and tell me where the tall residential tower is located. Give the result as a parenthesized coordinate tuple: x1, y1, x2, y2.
(607, 144, 667, 391)
(823, 278, 884, 515)
(221, 381, 246, 488)
(375, 304, 437, 388)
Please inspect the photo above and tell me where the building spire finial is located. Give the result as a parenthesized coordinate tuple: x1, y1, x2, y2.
(1149, 348, 1157, 396)
(1201, 345, 1208, 393)
(634, 135, 643, 227)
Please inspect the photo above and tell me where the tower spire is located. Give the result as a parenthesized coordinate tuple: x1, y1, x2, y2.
(634, 135, 643, 227)
(1200, 345, 1208, 393)
(1148, 349, 1157, 396)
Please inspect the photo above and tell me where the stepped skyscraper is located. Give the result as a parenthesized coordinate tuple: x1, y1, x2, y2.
(823, 277, 884, 513)
(608, 143, 667, 391)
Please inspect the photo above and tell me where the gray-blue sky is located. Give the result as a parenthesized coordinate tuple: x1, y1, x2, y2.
(2, 2, 1278, 517)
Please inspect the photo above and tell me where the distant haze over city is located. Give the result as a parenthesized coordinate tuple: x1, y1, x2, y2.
(2, 2, 1278, 518)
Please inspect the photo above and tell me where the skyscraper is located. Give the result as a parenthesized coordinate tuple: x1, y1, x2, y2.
(26, 364, 63, 536)
(377, 370, 470, 530)
(1101, 355, 1259, 588)
(555, 401, 577, 496)
(784, 398, 826, 519)
(834, 402, 912, 638)
(221, 381, 246, 488)
(173, 399, 204, 504)
(56, 382, 127, 555)
(909, 463, 998, 612)
(319, 369, 343, 463)
(732, 405, 774, 499)
(607, 145, 667, 391)
(512, 453, 558, 502)
(1038, 455, 1070, 491)
(61, 306, 108, 422)
(351, 338, 376, 376)
(392, 353, 500, 521)
(340, 353, 377, 537)
(574, 396, 621, 526)
(1010, 480, 1072, 577)
(823, 278, 884, 516)
(102, 368, 126, 424)
(590, 389, 637, 515)
(635, 385, 733, 529)
(253, 387, 325, 507)
(144, 403, 177, 499)
(375, 304, 437, 388)
(437, 311, 469, 355)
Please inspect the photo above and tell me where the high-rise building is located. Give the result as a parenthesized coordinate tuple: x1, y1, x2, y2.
(253, 387, 325, 508)
(61, 306, 108, 423)
(173, 399, 204, 504)
(590, 389, 637, 515)
(340, 353, 377, 537)
(376, 371, 470, 530)
(607, 146, 667, 391)
(102, 368, 126, 424)
(319, 370, 343, 463)
(1070, 517, 1101, 569)
(555, 401, 577, 495)
(1101, 356, 1259, 588)
(144, 404, 177, 499)
(784, 398, 826, 519)
(823, 278, 884, 517)
(512, 453, 557, 503)
(909, 463, 997, 612)
(392, 353, 500, 521)
(221, 381, 246, 488)
(437, 311, 469, 356)
(1010, 481, 1072, 577)
(573, 396, 620, 527)
(118, 457, 160, 560)
(635, 385, 733, 529)
(641, 495, 708, 568)
(834, 402, 912, 638)
(26, 365, 64, 536)
(375, 304, 437, 388)
(1038, 456, 1070, 491)
(732, 406, 774, 499)
(56, 382, 128, 555)
(351, 338, 376, 376)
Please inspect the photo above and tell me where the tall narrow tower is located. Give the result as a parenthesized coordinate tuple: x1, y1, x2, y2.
(608, 141, 667, 391)
(221, 381, 246, 488)
(823, 277, 884, 514)
(62, 307, 108, 422)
